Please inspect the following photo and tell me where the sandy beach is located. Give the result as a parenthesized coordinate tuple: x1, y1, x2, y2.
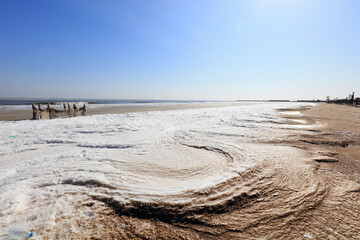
(0, 102, 359, 239)
(2, 0, 359, 238)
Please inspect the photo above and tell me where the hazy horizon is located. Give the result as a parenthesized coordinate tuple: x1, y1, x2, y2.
(1, 0, 359, 100)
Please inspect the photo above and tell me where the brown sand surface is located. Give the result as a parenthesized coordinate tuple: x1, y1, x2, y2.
(35, 103, 360, 239)
(301, 103, 360, 180)
(304, 103, 360, 134)
(0, 109, 33, 121)
(0, 102, 248, 121)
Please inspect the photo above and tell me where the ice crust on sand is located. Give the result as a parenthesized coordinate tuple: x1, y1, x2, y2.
(0, 102, 316, 237)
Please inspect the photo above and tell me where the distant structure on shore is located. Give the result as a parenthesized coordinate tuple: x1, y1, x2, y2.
(236, 99, 323, 103)
(32, 103, 87, 120)
(236, 92, 360, 107)
(326, 92, 360, 107)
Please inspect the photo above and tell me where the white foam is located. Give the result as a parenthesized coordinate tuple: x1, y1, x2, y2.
(291, 119, 307, 124)
(0, 102, 316, 235)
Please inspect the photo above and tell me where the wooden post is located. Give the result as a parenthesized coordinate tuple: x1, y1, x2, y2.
(32, 103, 40, 120)
(47, 103, 53, 119)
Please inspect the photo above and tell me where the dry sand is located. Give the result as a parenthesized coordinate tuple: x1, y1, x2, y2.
(301, 103, 360, 181)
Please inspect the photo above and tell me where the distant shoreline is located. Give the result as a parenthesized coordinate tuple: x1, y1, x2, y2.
(0, 98, 235, 106)
(236, 99, 324, 102)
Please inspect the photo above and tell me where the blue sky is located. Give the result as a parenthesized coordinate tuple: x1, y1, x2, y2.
(0, 0, 359, 100)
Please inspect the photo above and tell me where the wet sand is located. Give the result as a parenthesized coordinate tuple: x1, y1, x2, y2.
(0, 102, 247, 121)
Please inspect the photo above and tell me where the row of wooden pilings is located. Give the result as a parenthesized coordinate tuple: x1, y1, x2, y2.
(32, 103, 87, 120)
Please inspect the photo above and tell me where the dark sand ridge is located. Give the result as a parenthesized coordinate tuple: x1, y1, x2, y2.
(0, 102, 249, 121)
(34, 103, 360, 239)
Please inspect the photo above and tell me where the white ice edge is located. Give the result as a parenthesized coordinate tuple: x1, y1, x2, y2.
(0, 102, 317, 233)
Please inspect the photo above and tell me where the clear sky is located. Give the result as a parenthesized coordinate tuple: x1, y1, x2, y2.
(0, 0, 359, 100)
